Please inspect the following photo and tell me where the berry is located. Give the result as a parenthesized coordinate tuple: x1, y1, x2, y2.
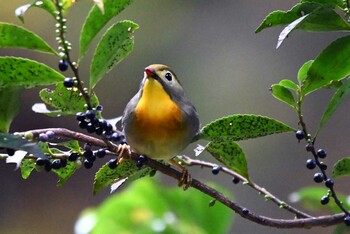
(136, 160, 144, 168)
(58, 59, 69, 71)
(138, 155, 147, 163)
(320, 195, 330, 205)
(295, 130, 305, 140)
(6, 148, 15, 156)
(120, 139, 128, 145)
(136, 155, 148, 168)
(108, 158, 118, 169)
(52, 159, 61, 170)
(44, 161, 52, 172)
(110, 132, 121, 142)
(96, 105, 103, 112)
(36, 157, 46, 166)
(99, 119, 108, 130)
(63, 77, 75, 88)
(344, 215, 350, 226)
(105, 123, 113, 132)
(95, 127, 103, 135)
(212, 166, 222, 175)
(38, 133, 49, 142)
(76, 112, 86, 121)
(78, 120, 88, 129)
(83, 159, 93, 169)
(96, 149, 106, 158)
(305, 143, 314, 152)
(232, 177, 240, 184)
(60, 159, 67, 168)
(242, 208, 249, 216)
(46, 130, 55, 138)
(313, 173, 324, 183)
(319, 162, 328, 170)
(86, 123, 95, 133)
(85, 110, 95, 120)
(87, 155, 96, 162)
(325, 178, 334, 188)
(68, 152, 79, 161)
(306, 159, 316, 170)
(317, 149, 327, 159)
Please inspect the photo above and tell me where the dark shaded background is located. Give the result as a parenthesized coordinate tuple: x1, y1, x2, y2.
(1, 1, 350, 233)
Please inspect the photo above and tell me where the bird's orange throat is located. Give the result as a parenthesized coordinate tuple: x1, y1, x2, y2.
(134, 78, 184, 139)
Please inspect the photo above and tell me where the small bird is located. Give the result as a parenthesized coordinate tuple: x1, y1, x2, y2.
(121, 64, 200, 188)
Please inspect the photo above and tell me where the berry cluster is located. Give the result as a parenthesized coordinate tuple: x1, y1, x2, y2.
(36, 156, 67, 172)
(210, 165, 240, 184)
(37, 130, 55, 142)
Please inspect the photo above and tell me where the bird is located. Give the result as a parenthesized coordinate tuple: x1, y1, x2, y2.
(121, 64, 200, 189)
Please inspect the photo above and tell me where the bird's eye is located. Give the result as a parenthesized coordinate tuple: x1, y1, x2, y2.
(165, 72, 173, 81)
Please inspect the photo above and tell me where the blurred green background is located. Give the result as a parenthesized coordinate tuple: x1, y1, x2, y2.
(1, 0, 350, 233)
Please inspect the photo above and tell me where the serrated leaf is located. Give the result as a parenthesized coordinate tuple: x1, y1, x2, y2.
(0, 23, 57, 55)
(0, 133, 47, 159)
(93, 159, 151, 195)
(89, 20, 138, 89)
(279, 79, 297, 90)
(38, 82, 99, 116)
(0, 57, 64, 89)
(20, 158, 35, 179)
(317, 78, 350, 134)
(206, 141, 248, 179)
(298, 60, 314, 84)
(79, 0, 133, 59)
(290, 187, 349, 213)
(52, 161, 77, 186)
(15, 0, 56, 22)
(271, 84, 297, 109)
(0, 86, 23, 133)
(303, 35, 350, 95)
(333, 157, 350, 179)
(198, 114, 294, 142)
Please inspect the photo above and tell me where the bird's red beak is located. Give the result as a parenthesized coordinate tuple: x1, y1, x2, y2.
(145, 67, 154, 77)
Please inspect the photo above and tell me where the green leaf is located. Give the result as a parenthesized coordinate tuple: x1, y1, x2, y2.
(298, 60, 314, 84)
(0, 133, 47, 159)
(206, 141, 249, 179)
(276, 14, 308, 49)
(59, 140, 81, 152)
(20, 158, 35, 179)
(89, 20, 138, 89)
(317, 78, 350, 133)
(52, 161, 77, 186)
(38, 82, 99, 116)
(279, 79, 297, 90)
(291, 187, 350, 213)
(0, 86, 23, 133)
(0, 57, 64, 88)
(300, 0, 344, 9)
(303, 35, 350, 95)
(198, 114, 295, 142)
(271, 84, 296, 109)
(15, 0, 56, 22)
(78, 178, 233, 234)
(93, 159, 151, 195)
(333, 157, 350, 179)
(0, 23, 57, 55)
(79, 0, 133, 59)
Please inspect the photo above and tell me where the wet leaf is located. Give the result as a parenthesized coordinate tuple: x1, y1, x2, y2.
(318, 78, 350, 133)
(89, 20, 138, 89)
(303, 35, 350, 95)
(0, 23, 57, 55)
(271, 84, 296, 109)
(0, 86, 23, 133)
(79, 0, 133, 59)
(198, 114, 294, 142)
(206, 141, 249, 179)
(0, 57, 64, 88)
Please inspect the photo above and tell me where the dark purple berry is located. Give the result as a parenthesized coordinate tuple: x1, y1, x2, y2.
(232, 177, 240, 184)
(305, 143, 314, 152)
(319, 162, 328, 171)
(79, 120, 88, 129)
(83, 159, 93, 169)
(306, 159, 316, 170)
(314, 173, 324, 183)
(85, 110, 95, 120)
(58, 60, 69, 71)
(242, 208, 249, 215)
(138, 155, 147, 163)
(38, 133, 49, 142)
(83, 150, 93, 159)
(110, 132, 121, 142)
(99, 119, 108, 129)
(325, 178, 334, 188)
(212, 166, 222, 175)
(295, 130, 305, 140)
(68, 152, 79, 161)
(120, 139, 128, 145)
(46, 130, 55, 138)
(96, 105, 103, 112)
(95, 127, 103, 135)
(136, 160, 144, 168)
(86, 123, 95, 133)
(63, 77, 75, 88)
(105, 123, 113, 132)
(87, 155, 96, 162)
(96, 149, 106, 158)
(76, 112, 86, 121)
(321, 195, 330, 205)
(52, 159, 61, 170)
(44, 161, 52, 172)
(36, 157, 46, 166)
(108, 158, 118, 169)
(344, 215, 350, 226)
(6, 148, 15, 156)
(60, 159, 67, 168)
(317, 149, 327, 159)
